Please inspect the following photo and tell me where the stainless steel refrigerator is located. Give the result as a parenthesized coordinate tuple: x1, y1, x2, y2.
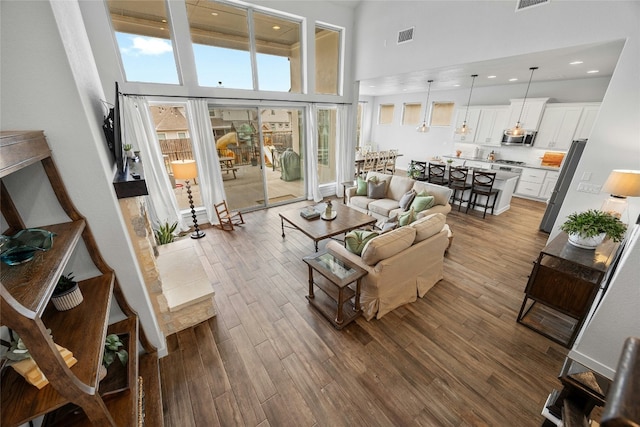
(539, 139, 588, 233)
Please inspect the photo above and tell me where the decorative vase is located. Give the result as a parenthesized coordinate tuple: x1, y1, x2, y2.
(567, 232, 606, 249)
(51, 284, 83, 311)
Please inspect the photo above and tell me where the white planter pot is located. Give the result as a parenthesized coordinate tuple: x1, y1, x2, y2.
(51, 285, 83, 311)
(567, 232, 606, 249)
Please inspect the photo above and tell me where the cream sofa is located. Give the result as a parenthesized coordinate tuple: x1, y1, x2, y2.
(326, 213, 449, 320)
(347, 171, 452, 222)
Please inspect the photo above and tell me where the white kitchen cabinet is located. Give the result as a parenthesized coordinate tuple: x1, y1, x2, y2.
(574, 104, 600, 140)
(452, 107, 480, 142)
(475, 107, 509, 146)
(506, 98, 549, 131)
(535, 105, 583, 150)
(540, 171, 560, 200)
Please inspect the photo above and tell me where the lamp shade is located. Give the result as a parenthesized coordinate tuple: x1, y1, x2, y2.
(171, 159, 198, 180)
(602, 170, 640, 197)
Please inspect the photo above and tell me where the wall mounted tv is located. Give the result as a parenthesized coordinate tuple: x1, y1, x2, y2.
(102, 82, 127, 175)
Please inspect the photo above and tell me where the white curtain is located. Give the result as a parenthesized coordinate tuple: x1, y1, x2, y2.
(121, 95, 188, 231)
(335, 103, 355, 197)
(186, 99, 226, 224)
(305, 104, 322, 202)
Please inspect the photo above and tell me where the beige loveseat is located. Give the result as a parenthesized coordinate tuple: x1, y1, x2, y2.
(326, 213, 449, 320)
(346, 171, 453, 222)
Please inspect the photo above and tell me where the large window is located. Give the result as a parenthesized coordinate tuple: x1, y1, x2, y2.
(315, 24, 341, 95)
(379, 104, 395, 125)
(317, 107, 337, 184)
(402, 103, 422, 126)
(108, 0, 179, 84)
(431, 102, 455, 126)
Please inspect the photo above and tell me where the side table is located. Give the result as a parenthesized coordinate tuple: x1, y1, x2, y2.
(303, 250, 367, 329)
(517, 231, 620, 348)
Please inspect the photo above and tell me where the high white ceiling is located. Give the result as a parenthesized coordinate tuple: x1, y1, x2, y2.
(359, 39, 625, 96)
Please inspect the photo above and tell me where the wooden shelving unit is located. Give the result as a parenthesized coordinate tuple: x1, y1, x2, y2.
(0, 131, 163, 426)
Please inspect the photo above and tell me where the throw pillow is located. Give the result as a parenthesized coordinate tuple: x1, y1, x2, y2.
(379, 214, 399, 233)
(355, 176, 367, 196)
(344, 230, 379, 255)
(410, 195, 435, 213)
(398, 207, 417, 226)
(367, 179, 386, 199)
(398, 189, 416, 211)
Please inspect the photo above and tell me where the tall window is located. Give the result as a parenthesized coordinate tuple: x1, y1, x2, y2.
(108, 0, 179, 84)
(431, 102, 455, 126)
(315, 24, 341, 95)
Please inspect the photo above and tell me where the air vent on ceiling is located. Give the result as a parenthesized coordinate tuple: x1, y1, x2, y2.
(516, 0, 550, 11)
(397, 27, 414, 44)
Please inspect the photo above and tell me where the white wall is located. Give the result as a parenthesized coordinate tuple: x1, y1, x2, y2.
(354, 0, 640, 376)
(0, 1, 165, 353)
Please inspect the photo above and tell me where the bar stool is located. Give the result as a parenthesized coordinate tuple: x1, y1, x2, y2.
(409, 160, 427, 181)
(448, 167, 471, 211)
(428, 162, 447, 185)
(466, 170, 499, 218)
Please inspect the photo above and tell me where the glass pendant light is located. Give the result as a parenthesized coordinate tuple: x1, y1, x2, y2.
(416, 79, 434, 133)
(455, 74, 478, 135)
(505, 66, 538, 137)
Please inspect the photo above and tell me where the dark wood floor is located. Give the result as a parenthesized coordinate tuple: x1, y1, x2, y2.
(160, 196, 567, 427)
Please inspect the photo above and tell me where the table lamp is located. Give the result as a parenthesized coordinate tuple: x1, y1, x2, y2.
(171, 159, 205, 239)
(601, 169, 640, 220)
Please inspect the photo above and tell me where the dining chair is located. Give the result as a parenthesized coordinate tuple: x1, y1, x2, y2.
(448, 167, 471, 211)
(385, 150, 398, 175)
(376, 151, 389, 173)
(466, 170, 499, 218)
(361, 151, 378, 177)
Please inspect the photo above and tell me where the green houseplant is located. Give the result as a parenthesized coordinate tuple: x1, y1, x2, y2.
(560, 209, 627, 249)
(51, 273, 83, 311)
(155, 221, 178, 245)
(103, 334, 128, 369)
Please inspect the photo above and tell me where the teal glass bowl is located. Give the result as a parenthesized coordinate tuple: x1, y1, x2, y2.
(0, 229, 55, 265)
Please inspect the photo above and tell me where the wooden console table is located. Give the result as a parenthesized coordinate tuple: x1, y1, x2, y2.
(517, 232, 620, 348)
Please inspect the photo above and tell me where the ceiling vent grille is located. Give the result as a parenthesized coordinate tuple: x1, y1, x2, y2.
(397, 27, 414, 44)
(516, 0, 550, 11)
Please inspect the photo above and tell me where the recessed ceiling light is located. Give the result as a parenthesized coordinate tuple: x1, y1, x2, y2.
(211, 12, 218, 16)
(453, 84, 460, 87)
(160, 27, 165, 30)
(161, 19, 167, 23)
(587, 70, 599, 74)
(487, 75, 497, 79)
(369, 85, 376, 88)
(509, 78, 518, 82)
(272, 25, 281, 30)
(570, 61, 583, 65)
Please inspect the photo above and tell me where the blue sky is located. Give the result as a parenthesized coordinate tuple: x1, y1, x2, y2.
(116, 33, 291, 91)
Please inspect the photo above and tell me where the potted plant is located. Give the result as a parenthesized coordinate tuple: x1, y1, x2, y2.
(123, 143, 134, 159)
(155, 221, 177, 245)
(103, 334, 128, 369)
(560, 209, 627, 249)
(51, 273, 83, 311)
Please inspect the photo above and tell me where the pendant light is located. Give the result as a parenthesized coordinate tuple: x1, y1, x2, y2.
(505, 66, 538, 137)
(416, 79, 434, 133)
(455, 74, 478, 135)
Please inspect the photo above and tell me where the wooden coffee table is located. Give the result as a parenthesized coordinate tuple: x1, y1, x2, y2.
(280, 202, 377, 251)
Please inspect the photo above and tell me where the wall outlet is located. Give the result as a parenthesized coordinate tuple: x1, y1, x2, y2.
(581, 172, 592, 181)
(577, 182, 602, 194)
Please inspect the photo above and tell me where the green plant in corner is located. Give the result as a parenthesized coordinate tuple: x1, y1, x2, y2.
(155, 221, 177, 245)
(560, 209, 627, 242)
(103, 334, 128, 369)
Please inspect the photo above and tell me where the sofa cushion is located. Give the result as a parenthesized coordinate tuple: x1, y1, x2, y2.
(410, 213, 446, 243)
(349, 195, 374, 211)
(399, 189, 416, 211)
(367, 179, 386, 199)
(361, 226, 416, 266)
(368, 198, 401, 218)
(398, 207, 417, 226)
(355, 176, 367, 196)
(412, 181, 451, 207)
(345, 230, 379, 255)
(410, 195, 435, 213)
(387, 175, 416, 201)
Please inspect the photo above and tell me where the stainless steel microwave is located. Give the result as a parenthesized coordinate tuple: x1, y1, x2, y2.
(501, 131, 537, 147)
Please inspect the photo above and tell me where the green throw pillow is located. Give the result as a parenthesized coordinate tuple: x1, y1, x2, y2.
(398, 207, 417, 226)
(410, 195, 435, 213)
(345, 230, 379, 255)
(356, 177, 367, 196)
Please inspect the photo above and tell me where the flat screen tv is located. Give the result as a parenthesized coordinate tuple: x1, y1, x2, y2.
(102, 82, 127, 175)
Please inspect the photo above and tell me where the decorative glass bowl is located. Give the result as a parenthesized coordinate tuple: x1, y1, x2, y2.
(0, 229, 55, 265)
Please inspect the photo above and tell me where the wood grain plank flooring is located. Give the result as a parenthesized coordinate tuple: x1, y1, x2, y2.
(160, 196, 567, 426)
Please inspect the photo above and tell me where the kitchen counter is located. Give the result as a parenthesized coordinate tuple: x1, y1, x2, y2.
(441, 155, 560, 171)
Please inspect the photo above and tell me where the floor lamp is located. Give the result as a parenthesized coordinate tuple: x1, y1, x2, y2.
(171, 159, 205, 239)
